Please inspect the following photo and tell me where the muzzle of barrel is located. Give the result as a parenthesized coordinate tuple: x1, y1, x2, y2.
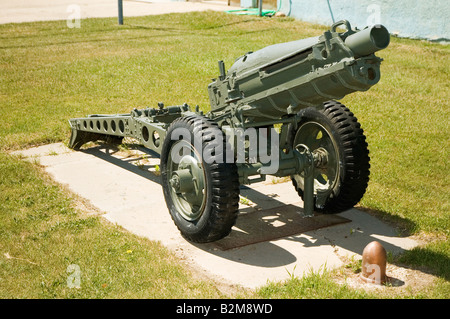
(344, 25, 390, 57)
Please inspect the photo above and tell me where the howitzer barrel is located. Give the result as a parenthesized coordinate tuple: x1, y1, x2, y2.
(208, 21, 390, 123)
(345, 24, 390, 57)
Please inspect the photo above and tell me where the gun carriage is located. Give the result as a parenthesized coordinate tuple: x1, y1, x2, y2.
(69, 20, 390, 243)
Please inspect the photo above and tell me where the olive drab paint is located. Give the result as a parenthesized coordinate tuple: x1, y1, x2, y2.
(69, 20, 389, 242)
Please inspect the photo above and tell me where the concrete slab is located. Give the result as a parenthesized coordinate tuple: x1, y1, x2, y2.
(0, 0, 241, 24)
(13, 143, 421, 289)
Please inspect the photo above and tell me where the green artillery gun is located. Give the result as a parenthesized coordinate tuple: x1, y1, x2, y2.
(69, 20, 390, 243)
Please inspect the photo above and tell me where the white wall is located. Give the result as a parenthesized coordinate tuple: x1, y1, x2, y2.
(276, 0, 449, 41)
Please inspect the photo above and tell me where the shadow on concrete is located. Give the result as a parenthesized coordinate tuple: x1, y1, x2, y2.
(195, 187, 421, 269)
(82, 143, 422, 271)
(196, 240, 299, 268)
(209, 204, 351, 251)
(81, 142, 162, 184)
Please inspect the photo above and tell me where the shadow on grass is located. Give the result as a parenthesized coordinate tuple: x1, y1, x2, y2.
(397, 244, 450, 282)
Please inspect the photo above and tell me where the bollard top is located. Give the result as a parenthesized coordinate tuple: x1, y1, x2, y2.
(360, 241, 387, 285)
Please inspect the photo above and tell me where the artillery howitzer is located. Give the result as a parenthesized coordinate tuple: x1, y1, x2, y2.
(69, 20, 390, 243)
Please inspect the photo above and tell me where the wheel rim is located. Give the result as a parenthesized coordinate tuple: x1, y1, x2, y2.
(293, 121, 340, 206)
(167, 140, 207, 221)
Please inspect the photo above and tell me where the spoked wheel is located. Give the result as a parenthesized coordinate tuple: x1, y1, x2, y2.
(290, 100, 370, 213)
(160, 115, 240, 243)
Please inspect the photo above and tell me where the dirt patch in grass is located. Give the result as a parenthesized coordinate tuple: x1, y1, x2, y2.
(334, 262, 439, 296)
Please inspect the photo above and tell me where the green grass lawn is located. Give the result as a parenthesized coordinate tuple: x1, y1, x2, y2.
(0, 11, 448, 298)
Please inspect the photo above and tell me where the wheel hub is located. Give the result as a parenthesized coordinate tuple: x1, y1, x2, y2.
(170, 169, 194, 193)
(168, 144, 207, 221)
(313, 147, 329, 169)
(293, 121, 340, 207)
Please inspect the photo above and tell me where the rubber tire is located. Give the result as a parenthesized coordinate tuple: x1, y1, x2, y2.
(160, 115, 240, 243)
(290, 100, 370, 213)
